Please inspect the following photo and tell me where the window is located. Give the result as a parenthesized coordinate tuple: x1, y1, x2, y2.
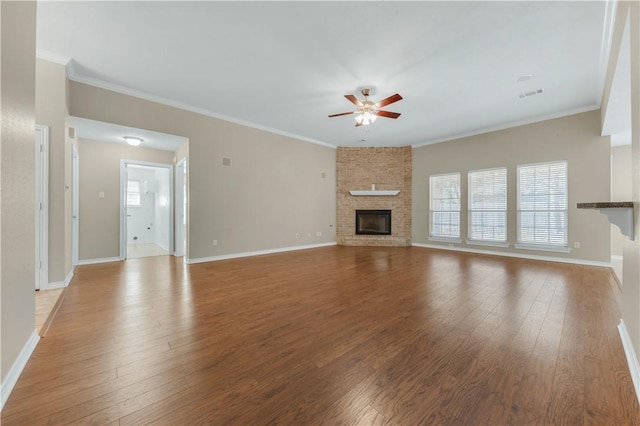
(517, 161, 568, 248)
(468, 167, 507, 243)
(127, 180, 141, 207)
(430, 173, 461, 240)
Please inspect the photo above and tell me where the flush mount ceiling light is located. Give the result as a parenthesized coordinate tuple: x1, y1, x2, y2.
(124, 136, 143, 146)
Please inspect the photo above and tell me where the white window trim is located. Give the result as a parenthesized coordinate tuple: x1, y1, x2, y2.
(514, 243, 571, 253)
(466, 240, 510, 248)
(429, 172, 461, 240)
(468, 167, 508, 244)
(516, 160, 568, 248)
(429, 236, 462, 244)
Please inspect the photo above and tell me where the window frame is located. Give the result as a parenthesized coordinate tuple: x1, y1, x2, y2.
(516, 160, 569, 252)
(429, 172, 461, 242)
(467, 166, 508, 246)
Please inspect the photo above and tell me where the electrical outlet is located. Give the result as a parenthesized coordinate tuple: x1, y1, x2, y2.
(316, 231, 322, 237)
(213, 239, 218, 246)
(99, 191, 105, 199)
(307, 232, 311, 238)
(573, 242, 580, 249)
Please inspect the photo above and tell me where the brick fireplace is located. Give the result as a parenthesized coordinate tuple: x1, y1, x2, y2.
(336, 146, 412, 246)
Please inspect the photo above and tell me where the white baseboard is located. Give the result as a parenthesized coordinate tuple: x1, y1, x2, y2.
(618, 319, 640, 405)
(66, 268, 74, 285)
(0, 330, 40, 410)
(42, 268, 74, 290)
(41, 281, 65, 290)
(75, 257, 121, 266)
(187, 242, 337, 265)
(411, 243, 612, 268)
(612, 255, 624, 261)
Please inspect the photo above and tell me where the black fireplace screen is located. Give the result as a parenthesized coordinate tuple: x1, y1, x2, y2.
(355, 210, 391, 235)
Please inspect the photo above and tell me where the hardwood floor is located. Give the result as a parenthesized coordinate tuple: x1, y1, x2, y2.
(35, 287, 65, 336)
(3, 246, 639, 425)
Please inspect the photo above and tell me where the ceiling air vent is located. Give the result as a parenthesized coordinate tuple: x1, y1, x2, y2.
(519, 88, 543, 99)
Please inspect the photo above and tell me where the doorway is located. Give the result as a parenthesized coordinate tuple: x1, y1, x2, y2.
(35, 125, 49, 290)
(120, 160, 174, 259)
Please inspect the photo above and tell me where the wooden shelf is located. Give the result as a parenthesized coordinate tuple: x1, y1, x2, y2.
(577, 202, 634, 240)
(349, 190, 400, 196)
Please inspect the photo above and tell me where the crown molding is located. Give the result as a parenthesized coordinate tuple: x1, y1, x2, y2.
(597, 0, 618, 105)
(35, 48, 72, 66)
(66, 71, 337, 149)
(411, 105, 600, 148)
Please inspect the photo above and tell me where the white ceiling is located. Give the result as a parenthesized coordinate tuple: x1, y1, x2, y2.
(69, 117, 187, 152)
(37, 1, 614, 148)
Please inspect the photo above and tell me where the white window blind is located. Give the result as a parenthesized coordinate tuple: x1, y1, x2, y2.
(127, 180, 141, 207)
(518, 161, 567, 246)
(430, 173, 460, 239)
(468, 168, 507, 242)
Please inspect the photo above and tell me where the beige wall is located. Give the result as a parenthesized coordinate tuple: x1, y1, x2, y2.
(35, 58, 72, 283)
(1, 0, 37, 384)
(337, 147, 412, 246)
(413, 110, 611, 263)
(78, 138, 174, 260)
(69, 83, 337, 260)
(611, 145, 632, 257)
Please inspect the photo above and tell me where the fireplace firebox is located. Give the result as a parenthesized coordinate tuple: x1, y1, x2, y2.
(355, 210, 391, 235)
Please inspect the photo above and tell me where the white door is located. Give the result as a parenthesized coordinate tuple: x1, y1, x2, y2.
(35, 125, 49, 290)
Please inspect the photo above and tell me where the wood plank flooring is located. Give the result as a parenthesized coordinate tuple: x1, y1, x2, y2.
(2, 246, 639, 425)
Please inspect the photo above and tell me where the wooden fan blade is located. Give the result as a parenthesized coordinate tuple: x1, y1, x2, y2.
(328, 111, 355, 118)
(345, 94, 363, 107)
(355, 121, 363, 127)
(376, 110, 401, 119)
(375, 93, 403, 108)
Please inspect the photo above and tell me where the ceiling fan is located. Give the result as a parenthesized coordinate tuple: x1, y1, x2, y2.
(328, 89, 402, 127)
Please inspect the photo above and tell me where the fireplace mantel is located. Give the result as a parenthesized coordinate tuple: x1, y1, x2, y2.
(349, 190, 400, 196)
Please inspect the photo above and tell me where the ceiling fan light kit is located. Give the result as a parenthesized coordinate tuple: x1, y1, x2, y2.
(329, 89, 403, 128)
(355, 111, 377, 126)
